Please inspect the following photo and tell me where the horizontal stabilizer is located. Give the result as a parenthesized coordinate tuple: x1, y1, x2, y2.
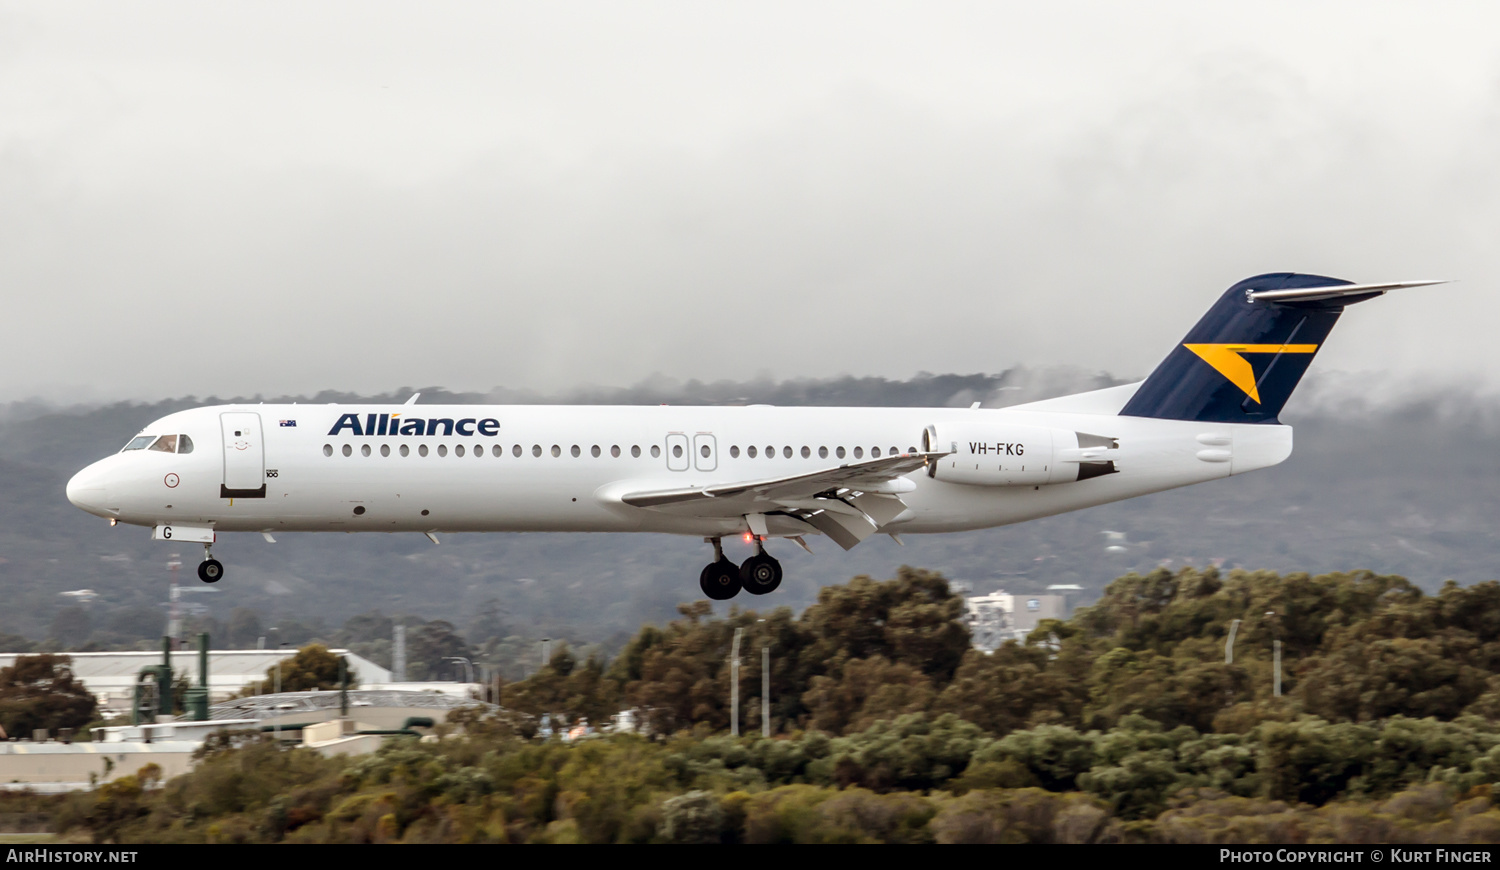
(1246, 280, 1447, 304)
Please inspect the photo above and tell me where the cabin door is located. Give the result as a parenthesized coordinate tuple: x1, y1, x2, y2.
(220, 412, 266, 498)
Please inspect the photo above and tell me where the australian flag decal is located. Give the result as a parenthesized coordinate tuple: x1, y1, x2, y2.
(279, 420, 297, 427)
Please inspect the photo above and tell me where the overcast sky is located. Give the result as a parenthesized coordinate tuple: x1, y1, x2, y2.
(2, 2, 1497, 403)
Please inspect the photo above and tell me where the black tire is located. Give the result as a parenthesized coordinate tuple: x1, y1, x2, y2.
(740, 553, 782, 595)
(699, 559, 741, 601)
(198, 559, 223, 584)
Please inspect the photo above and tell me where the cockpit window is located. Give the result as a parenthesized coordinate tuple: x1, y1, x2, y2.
(178, 435, 193, 454)
(123, 435, 156, 451)
(149, 434, 178, 453)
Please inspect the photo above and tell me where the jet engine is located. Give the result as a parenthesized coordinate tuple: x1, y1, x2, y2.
(922, 424, 1119, 487)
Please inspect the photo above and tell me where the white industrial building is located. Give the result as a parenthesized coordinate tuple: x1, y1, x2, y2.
(0, 649, 391, 718)
(964, 591, 1071, 652)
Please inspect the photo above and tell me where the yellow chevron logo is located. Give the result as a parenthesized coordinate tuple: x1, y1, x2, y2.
(1184, 343, 1319, 404)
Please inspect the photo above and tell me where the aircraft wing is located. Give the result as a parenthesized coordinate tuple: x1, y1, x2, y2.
(618, 451, 945, 550)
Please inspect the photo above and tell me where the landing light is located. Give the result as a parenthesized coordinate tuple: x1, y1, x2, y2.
(743, 533, 753, 543)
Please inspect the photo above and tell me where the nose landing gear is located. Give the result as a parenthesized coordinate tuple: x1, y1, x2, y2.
(198, 544, 223, 584)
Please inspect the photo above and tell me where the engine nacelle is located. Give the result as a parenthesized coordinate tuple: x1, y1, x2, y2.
(922, 424, 1118, 487)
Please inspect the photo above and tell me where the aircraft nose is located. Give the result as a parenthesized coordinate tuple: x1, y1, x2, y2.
(66, 465, 112, 517)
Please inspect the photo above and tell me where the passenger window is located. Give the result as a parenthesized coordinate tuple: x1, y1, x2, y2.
(323, 444, 333, 457)
(818, 446, 828, 459)
(611, 445, 620, 458)
(672, 445, 683, 459)
(591, 445, 601, 458)
(533, 445, 542, 457)
(571, 445, 580, 458)
(782, 446, 792, 459)
(872, 447, 882, 457)
(800, 446, 810, 459)
(179, 435, 194, 454)
(650, 445, 661, 458)
(493, 445, 502, 457)
(400, 445, 410, 457)
(419, 444, 429, 457)
(361, 445, 371, 457)
(765, 445, 774, 458)
(455, 445, 465, 457)
(631, 445, 641, 458)
(149, 434, 177, 453)
(891, 447, 899, 456)
(342, 444, 352, 457)
(747, 445, 757, 458)
(730, 446, 740, 458)
(438, 445, 448, 457)
(380, 444, 390, 457)
(853, 447, 864, 459)
(513, 444, 522, 457)
(123, 435, 156, 451)
(836, 446, 845, 459)
(908, 446, 918, 454)
(551, 445, 561, 457)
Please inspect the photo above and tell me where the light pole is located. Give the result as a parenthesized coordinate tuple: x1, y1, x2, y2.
(756, 617, 770, 738)
(1266, 612, 1282, 697)
(1225, 619, 1242, 664)
(762, 644, 770, 738)
(274, 641, 288, 741)
(730, 627, 743, 737)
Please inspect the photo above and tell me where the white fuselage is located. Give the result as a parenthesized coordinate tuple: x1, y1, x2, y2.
(65, 402, 1292, 541)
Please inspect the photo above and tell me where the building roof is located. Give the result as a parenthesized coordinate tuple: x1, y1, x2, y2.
(0, 649, 393, 700)
(210, 689, 491, 723)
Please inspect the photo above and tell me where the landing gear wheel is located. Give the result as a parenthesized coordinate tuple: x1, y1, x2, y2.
(740, 553, 782, 595)
(699, 559, 741, 600)
(198, 559, 223, 584)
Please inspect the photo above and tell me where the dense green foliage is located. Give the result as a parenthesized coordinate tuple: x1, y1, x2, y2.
(0, 654, 97, 739)
(47, 719, 1500, 843)
(495, 566, 1500, 740)
(36, 566, 1500, 843)
(242, 644, 345, 695)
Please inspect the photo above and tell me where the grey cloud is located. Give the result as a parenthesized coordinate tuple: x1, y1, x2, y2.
(1, 5, 1497, 402)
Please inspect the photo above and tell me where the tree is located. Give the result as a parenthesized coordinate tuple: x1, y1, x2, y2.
(252, 644, 344, 694)
(0, 654, 97, 738)
(797, 568, 970, 683)
(404, 621, 472, 681)
(801, 656, 935, 735)
(48, 606, 92, 648)
(226, 608, 265, 649)
(468, 600, 510, 647)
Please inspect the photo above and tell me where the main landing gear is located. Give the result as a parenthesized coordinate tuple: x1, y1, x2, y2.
(198, 543, 223, 584)
(699, 537, 782, 601)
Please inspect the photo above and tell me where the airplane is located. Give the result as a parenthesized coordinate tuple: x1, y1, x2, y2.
(66, 273, 1442, 600)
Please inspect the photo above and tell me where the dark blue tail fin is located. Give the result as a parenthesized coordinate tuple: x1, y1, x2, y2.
(1118, 273, 1430, 424)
